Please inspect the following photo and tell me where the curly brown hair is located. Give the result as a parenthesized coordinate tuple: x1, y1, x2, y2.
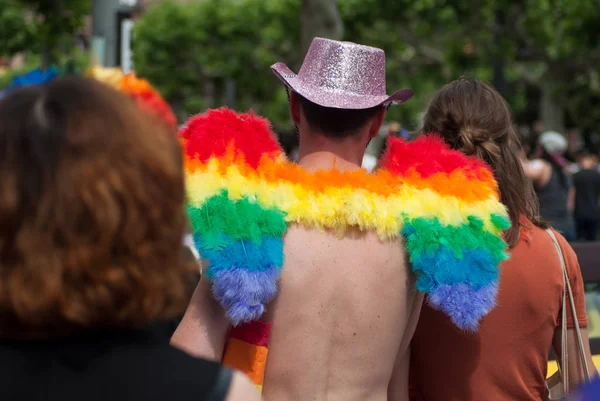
(0, 77, 196, 337)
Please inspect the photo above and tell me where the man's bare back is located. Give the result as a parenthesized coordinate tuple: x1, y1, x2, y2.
(262, 225, 423, 401)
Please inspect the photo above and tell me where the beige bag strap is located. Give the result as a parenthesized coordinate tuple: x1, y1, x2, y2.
(560, 265, 568, 394)
(546, 229, 591, 391)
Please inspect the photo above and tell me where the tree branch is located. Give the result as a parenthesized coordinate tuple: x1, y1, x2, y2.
(397, 27, 444, 63)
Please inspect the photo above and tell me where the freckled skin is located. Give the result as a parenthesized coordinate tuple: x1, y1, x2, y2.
(262, 225, 423, 401)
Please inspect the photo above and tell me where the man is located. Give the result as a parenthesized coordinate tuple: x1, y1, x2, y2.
(172, 38, 508, 401)
(573, 150, 600, 241)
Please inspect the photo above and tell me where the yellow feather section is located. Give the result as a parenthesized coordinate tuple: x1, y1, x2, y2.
(186, 167, 507, 239)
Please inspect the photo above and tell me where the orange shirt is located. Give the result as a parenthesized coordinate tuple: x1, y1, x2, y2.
(410, 221, 588, 401)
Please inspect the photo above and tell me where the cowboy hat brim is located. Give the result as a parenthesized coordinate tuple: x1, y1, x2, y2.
(271, 62, 413, 110)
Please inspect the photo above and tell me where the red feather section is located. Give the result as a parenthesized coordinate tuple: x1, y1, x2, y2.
(119, 74, 177, 129)
(131, 91, 177, 128)
(179, 108, 282, 169)
(379, 134, 492, 178)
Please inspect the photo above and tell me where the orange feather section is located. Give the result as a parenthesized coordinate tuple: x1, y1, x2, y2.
(184, 150, 498, 202)
(120, 74, 177, 128)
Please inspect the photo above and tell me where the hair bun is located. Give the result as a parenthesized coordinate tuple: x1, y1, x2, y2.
(459, 127, 501, 160)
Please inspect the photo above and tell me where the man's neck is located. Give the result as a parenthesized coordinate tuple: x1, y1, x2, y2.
(297, 131, 367, 172)
(297, 151, 363, 172)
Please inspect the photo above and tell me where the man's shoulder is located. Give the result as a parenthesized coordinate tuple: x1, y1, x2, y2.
(574, 168, 600, 181)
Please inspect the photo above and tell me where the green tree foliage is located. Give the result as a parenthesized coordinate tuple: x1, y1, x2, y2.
(341, 0, 600, 137)
(17, 0, 90, 67)
(301, 0, 343, 52)
(133, 0, 300, 125)
(0, 0, 34, 57)
(134, 0, 600, 140)
(509, 0, 600, 134)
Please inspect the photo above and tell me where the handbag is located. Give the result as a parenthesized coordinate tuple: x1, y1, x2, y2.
(546, 229, 591, 400)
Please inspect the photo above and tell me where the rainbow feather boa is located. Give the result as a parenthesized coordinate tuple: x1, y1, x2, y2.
(182, 108, 510, 331)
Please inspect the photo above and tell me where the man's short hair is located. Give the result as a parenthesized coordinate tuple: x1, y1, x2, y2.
(297, 94, 382, 139)
(577, 149, 597, 160)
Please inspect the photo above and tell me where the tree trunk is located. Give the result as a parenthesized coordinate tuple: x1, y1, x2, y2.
(539, 80, 565, 133)
(301, 0, 343, 54)
(492, 9, 505, 95)
(170, 94, 185, 123)
(204, 79, 216, 109)
(41, 43, 51, 70)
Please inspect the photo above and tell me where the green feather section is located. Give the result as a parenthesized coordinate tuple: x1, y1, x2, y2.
(490, 213, 511, 230)
(402, 215, 508, 264)
(187, 190, 287, 244)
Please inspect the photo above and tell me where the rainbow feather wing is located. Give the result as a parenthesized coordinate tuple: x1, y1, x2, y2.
(381, 135, 510, 331)
(182, 108, 287, 326)
(181, 107, 509, 334)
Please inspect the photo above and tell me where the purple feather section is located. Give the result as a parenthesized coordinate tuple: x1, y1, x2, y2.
(428, 280, 499, 331)
(211, 264, 279, 326)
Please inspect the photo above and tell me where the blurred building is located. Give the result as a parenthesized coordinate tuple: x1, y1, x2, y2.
(90, 0, 192, 70)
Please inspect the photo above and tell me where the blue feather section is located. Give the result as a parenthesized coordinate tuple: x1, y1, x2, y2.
(428, 280, 499, 331)
(402, 215, 507, 330)
(212, 265, 280, 325)
(9, 67, 58, 89)
(195, 234, 284, 276)
(195, 233, 284, 325)
(411, 247, 499, 293)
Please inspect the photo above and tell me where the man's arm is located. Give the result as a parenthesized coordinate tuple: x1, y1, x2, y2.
(568, 187, 576, 213)
(226, 371, 262, 401)
(388, 347, 410, 401)
(523, 159, 551, 187)
(171, 276, 230, 361)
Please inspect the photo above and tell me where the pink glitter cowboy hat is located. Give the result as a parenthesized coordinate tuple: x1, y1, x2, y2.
(271, 37, 413, 110)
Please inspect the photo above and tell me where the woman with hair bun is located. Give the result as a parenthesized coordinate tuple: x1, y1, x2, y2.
(0, 77, 260, 401)
(410, 78, 595, 401)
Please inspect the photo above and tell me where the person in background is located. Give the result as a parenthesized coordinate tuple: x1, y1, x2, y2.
(573, 150, 600, 241)
(410, 78, 595, 401)
(0, 77, 259, 401)
(387, 121, 401, 137)
(524, 131, 576, 240)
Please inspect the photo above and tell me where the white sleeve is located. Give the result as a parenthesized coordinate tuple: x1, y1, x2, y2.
(528, 159, 545, 171)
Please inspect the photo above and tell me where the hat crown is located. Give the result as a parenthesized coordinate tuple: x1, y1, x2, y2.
(297, 38, 387, 97)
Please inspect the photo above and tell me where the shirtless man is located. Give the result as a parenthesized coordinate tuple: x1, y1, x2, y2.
(172, 38, 507, 401)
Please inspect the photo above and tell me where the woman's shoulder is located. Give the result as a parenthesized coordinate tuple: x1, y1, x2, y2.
(115, 341, 225, 379)
(98, 343, 230, 401)
(0, 337, 231, 401)
(514, 223, 580, 275)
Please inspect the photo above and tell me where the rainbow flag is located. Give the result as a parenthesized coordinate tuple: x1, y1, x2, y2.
(223, 320, 271, 393)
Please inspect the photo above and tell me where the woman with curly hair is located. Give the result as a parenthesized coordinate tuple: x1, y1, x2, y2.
(0, 76, 260, 401)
